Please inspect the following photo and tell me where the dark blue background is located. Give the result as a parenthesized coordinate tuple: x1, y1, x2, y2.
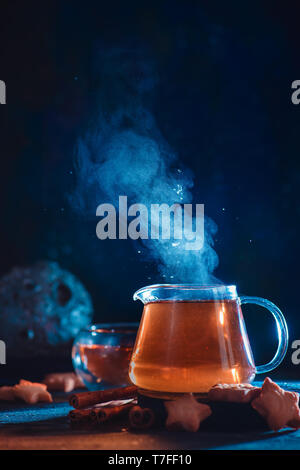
(0, 0, 299, 373)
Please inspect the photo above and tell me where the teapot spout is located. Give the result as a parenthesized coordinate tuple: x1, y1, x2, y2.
(133, 285, 160, 304)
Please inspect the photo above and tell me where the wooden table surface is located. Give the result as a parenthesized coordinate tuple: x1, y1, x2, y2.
(1, 380, 300, 450)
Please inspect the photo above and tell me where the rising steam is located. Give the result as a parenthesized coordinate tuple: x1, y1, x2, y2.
(70, 48, 219, 284)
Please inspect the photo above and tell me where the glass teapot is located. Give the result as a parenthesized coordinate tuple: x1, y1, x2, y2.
(128, 284, 288, 398)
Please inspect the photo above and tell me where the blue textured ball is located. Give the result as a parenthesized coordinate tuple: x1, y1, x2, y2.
(0, 261, 93, 357)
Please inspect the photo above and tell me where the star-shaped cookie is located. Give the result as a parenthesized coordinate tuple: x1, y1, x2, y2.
(164, 394, 211, 432)
(208, 383, 261, 403)
(13, 379, 53, 404)
(0, 386, 15, 401)
(251, 377, 300, 431)
(43, 372, 85, 393)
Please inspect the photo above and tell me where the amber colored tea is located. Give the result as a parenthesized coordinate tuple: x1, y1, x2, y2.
(129, 300, 256, 394)
(79, 344, 132, 387)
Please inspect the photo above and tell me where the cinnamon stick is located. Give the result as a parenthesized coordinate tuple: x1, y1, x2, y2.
(68, 408, 93, 423)
(69, 385, 138, 409)
(129, 405, 155, 430)
(91, 402, 134, 424)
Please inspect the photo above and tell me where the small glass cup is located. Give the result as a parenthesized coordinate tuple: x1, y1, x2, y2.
(72, 323, 139, 391)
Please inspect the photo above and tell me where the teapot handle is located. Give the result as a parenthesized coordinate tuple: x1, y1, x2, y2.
(239, 296, 289, 374)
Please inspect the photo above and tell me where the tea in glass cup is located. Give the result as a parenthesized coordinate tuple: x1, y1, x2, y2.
(129, 284, 288, 398)
(72, 323, 138, 390)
